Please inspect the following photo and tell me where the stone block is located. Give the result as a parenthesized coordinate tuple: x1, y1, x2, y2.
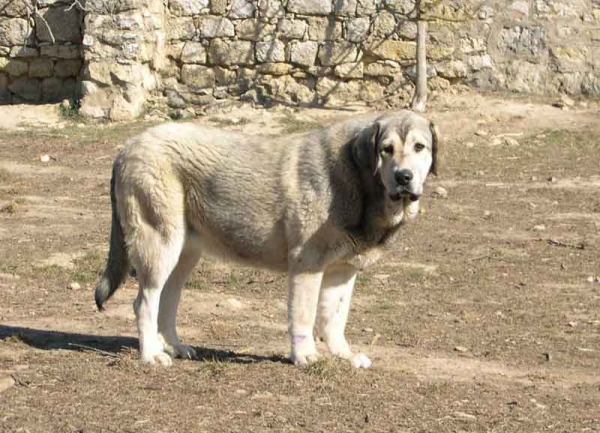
(210, 0, 228, 14)
(290, 41, 319, 67)
(357, 0, 377, 15)
(209, 39, 254, 65)
(169, 0, 210, 16)
(235, 19, 276, 40)
(364, 40, 415, 61)
(3, 59, 28, 77)
(318, 41, 359, 66)
(0, 18, 31, 46)
(8, 77, 42, 101)
(181, 64, 216, 88)
(167, 17, 196, 40)
(372, 11, 396, 38)
(334, 0, 357, 16)
(307, 17, 343, 41)
(346, 18, 370, 42)
(258, 0, 285, 18)
(228, 0, 255, 18)
(277, 19, 307, 39)
(29, 59, 54, 78)
(197, 16, 235, 37)
(550, 46, 589, 73)
(0, 0, 29, 17)
(467, 54, 493, 71)
(256, 63, 293, 75)
(435, 60, 467, 78)
(40, 45, 81, 59)
(35, 5, 82, 43)
(181, 41, 207, 63)
(334, 62, 363, 78)
(364, 60, 401, 76)
(256, 40, 286, 63)
(214, 66, 237, 84)
(9, 46, 38, 58)
(498, 26, 547, 58)
(385, 0, 414, 14)
(55, 59, 82, 78)
(287, 0, 331, 15)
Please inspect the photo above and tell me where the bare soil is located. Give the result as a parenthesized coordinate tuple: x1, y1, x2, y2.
(1, 92, 599, 433)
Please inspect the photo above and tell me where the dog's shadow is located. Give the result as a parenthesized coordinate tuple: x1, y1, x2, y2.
(0, 325, 289, 365)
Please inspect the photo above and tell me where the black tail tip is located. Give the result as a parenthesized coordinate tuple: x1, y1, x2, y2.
(94, 279, 110, 311)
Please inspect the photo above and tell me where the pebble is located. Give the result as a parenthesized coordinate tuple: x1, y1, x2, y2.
(434, 186, 448, 198)
(67, 282, 81, 290)
(530, 176, 537, 181)
(475, 130, 488, 137)
(533, 224, 546, 231)
(226, 298, 242, 309)
(454, 346, 469, 353)
(40, 154, 50, 163)
(0, 375, 15, 393)
(465, 142, 475, 148)
(363, 327, 374, 333)
(547, 176, 557, 183)
(567, 321, 577, 328)
(483, 210, 491, 217)
(489, 137, 502, 146)
(586, 276, 597, 283)
(504, 137, 520, 147)
(454, 411, 476, 420)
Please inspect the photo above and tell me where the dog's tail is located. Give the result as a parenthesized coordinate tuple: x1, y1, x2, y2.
(95, 164, 129, 311)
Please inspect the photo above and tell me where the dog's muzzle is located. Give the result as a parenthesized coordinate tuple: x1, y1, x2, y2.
(390, 190, 420, 202)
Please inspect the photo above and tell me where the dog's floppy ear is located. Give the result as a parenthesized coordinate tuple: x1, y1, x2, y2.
(429, 120, 442, 176)
(370, 120, 383, 176)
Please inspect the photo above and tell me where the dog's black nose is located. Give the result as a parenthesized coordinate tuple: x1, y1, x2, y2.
(395, 169, 413, 186)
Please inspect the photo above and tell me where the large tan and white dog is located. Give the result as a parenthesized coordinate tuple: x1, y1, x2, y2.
(95, 110, 441, 368)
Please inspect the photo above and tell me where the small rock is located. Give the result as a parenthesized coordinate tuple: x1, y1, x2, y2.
(235, 389, 248, 396)
(587, 276, 595, 283)
(483, 210, 491, 217)
(543, 352, 551, 361)
(0, 375, 15, 393)
(547, 176, 557, 183)
(489, 137, 502, 146)
(40, 154, 51, 163)
(504, 137, 520, 147)
(475, 130, 488, 137)
(363, 327, 374, 333)
(533, 224, 546, 231)
(536, 134, 547, 139)
(530, 176, 537, 181)
(465, 141, 475, 148)
(454, 346, 469, 353)
(433, 186, 448, 198)
(226, 298, 242, 309)
(553, 94, 575, 109)
(567, 321, 577, 327)
(67, 282, 81, 290)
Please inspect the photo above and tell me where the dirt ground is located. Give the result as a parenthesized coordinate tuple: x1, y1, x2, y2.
(0, 92, 599, 433)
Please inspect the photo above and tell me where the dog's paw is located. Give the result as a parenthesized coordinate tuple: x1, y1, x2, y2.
(142, 351, 173, 367)
(350, 353, 372, 369)
(173, 344, 197, 360)
(291, 352, 322, 368)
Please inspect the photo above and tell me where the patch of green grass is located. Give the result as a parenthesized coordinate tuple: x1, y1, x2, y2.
(198, 358, 229, 377)
(280, 115, 325, 135)
(0, 262, 18, 274)
(71, 251, 104, 284)
(405, 269, 424, 282)
(59, 98, 82, 121)
(34, 264, 66, 279)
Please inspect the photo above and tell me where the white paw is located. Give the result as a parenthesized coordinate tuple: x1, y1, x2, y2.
(350, 353, 372, 369)
(291, 352, 322, 367)
(142, 351, 173, 367)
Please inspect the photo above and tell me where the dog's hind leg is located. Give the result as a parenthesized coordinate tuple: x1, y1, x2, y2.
(158, 235, 202, 360)
(317, 265, 372, 369)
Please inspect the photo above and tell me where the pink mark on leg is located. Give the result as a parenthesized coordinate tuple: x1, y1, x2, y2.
(292, 335, 308, 344)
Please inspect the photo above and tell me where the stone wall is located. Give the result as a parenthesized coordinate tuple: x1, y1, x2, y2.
(0, 0, 83, 103)
(1, 0, 599, 116)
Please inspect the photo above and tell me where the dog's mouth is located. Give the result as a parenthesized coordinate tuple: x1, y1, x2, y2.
(390, 191, 420, 202)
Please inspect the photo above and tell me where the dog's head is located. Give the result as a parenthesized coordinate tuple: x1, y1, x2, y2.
(354, 111, 442, 216)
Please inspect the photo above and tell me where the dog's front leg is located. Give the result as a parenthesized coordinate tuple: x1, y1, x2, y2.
(287, 270, 324, 367)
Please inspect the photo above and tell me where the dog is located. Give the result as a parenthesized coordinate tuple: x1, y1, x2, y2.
(94, 110, 441, 369)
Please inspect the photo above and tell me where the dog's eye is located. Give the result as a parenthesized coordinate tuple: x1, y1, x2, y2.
(414, 143, 425, 153)
(382, 144, 394, 155)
